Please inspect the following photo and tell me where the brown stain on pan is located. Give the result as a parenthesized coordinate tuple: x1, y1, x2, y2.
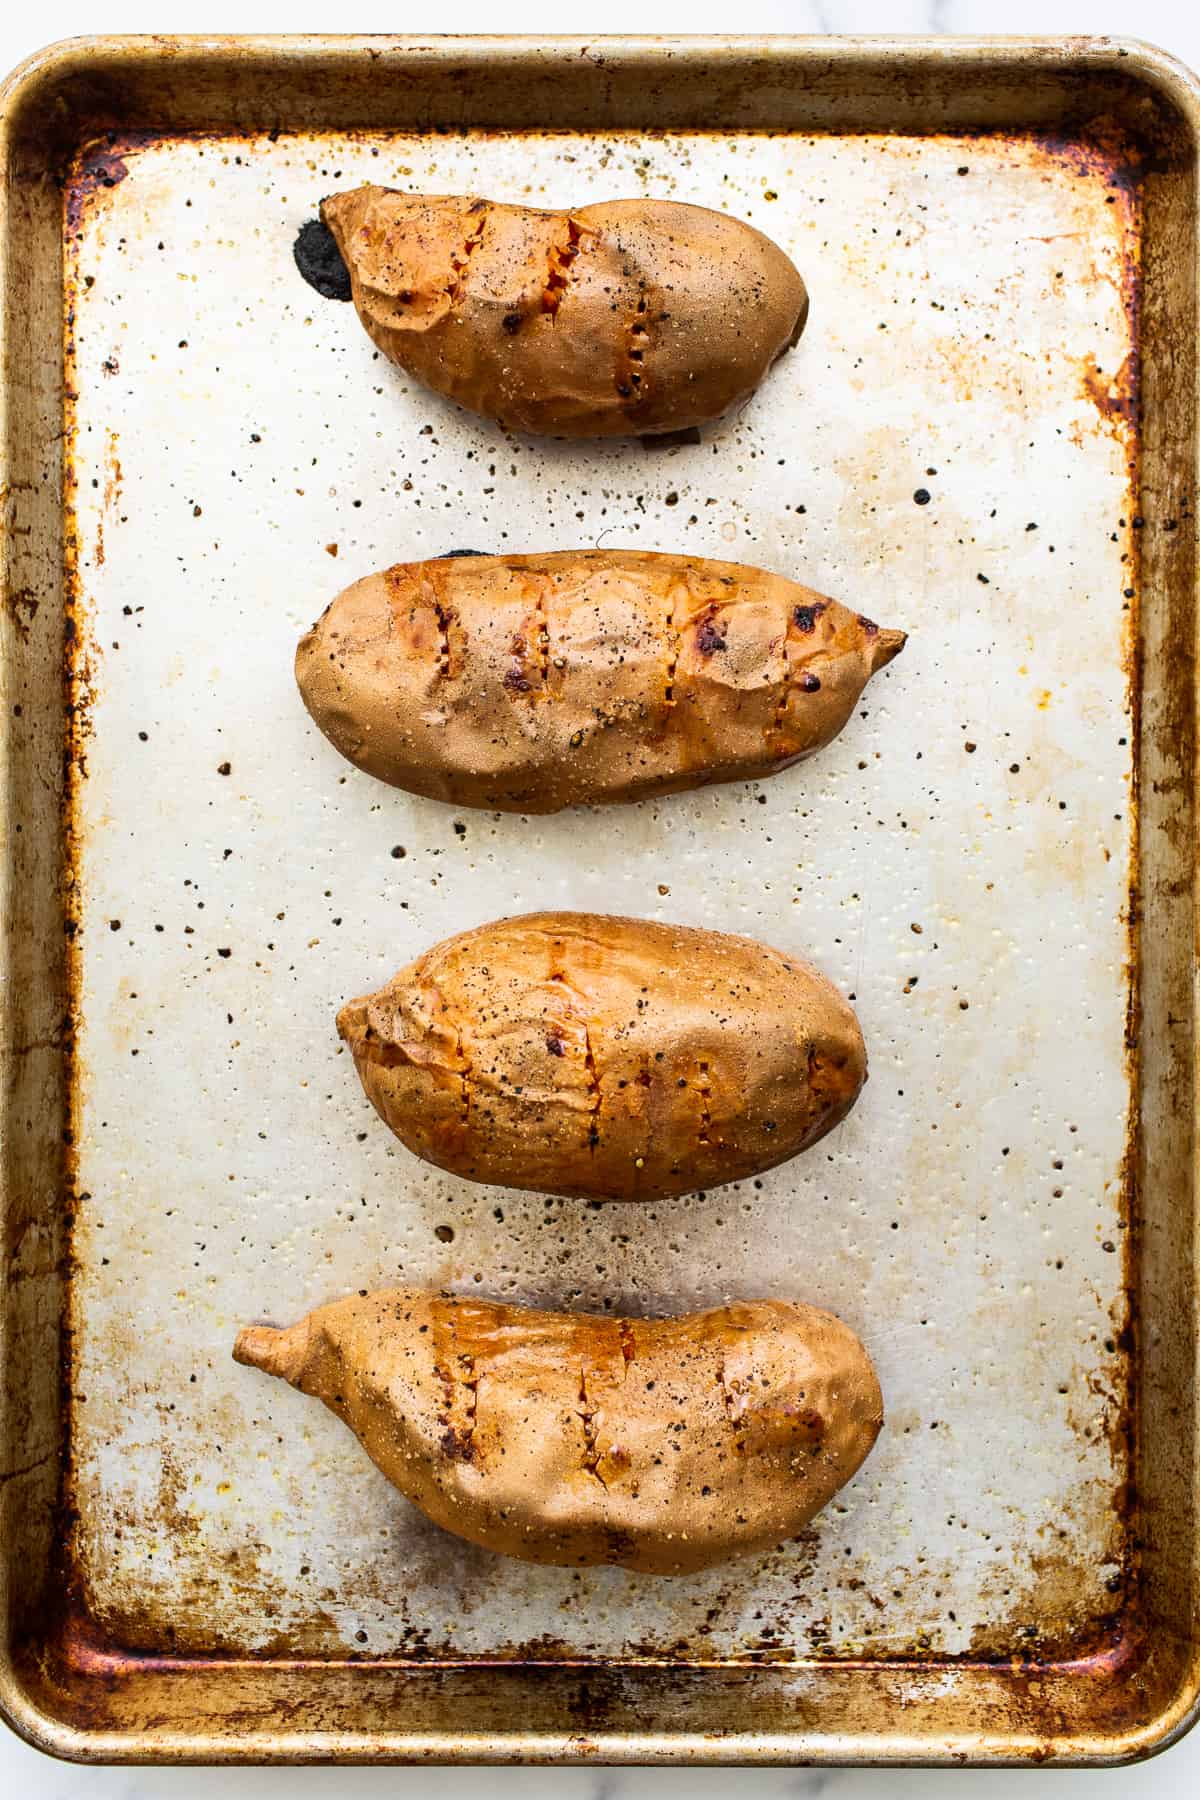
(41, 1605, 1138, 1688)
(54, 132, 106, 1685)
(92, 430, 122, 570)
(1010, 120, 1147, 1669)
(0, 480, 41, 641)
(64, 139, 131, 239)
(1081, 352, 1139, 434)
(1103, 109, 1144, 1672)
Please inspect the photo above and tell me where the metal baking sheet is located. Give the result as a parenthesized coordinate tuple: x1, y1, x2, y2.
(2, 34, 1198, 1765)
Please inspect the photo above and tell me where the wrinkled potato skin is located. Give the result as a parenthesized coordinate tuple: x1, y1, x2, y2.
(337, 912, 866, 1201)
(321, 186, 808, 438)
(296, 551, 904, 813)
(234, 1288, 883, 1575)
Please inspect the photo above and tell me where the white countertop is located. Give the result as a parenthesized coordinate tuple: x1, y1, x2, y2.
(2, 0, 1197, 1791)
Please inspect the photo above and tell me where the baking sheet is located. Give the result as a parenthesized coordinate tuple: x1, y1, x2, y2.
(63, 122, 1136, 1664)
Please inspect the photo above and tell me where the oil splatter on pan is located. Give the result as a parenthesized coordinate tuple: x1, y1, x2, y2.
(3, 33, 1198, 1768)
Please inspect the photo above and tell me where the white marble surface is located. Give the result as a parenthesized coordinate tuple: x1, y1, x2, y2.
(2, 0, 1198, 1790)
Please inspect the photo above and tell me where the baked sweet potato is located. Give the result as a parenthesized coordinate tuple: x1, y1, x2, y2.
(296, 550, 904, 813)
(320, 186, 808, 436)
(338, 912, 865, 1201)
(234, 1287, 883, 1574)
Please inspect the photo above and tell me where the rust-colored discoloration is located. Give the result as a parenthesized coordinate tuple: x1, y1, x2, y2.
(64, 140, 131, 238)
(1033, 124, 1144, 464)
(1027, 118, 1149, 200)
(92, 430, 122, 569)
(53, 127, 115, 1721)
(1081, 352, 1139, 434)
(1009, 119, 1148, 1679)
(2, 585, 41, 642)
(0, 480, 39, 640)
(41, 1585, 1145, 1678)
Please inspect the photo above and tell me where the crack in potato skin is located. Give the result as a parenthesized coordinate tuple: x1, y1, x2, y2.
(320, 186, 808, 437)
(233, 1288, 883, 1575)
(336, 911, 867, 1202)
(297, 550, 905, 814)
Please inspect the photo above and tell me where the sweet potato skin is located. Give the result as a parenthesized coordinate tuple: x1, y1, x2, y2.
(321, 186, 808, 437)
(234, 1288, 883, 1575)
(337, 912, 866, 1202)
(296, 550, 904, 813)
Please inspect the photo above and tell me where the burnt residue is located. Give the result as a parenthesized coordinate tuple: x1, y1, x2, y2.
(40, 1596, 1144, 1680)
(1027, 118, 1150, 205)
(292, 218, 352, 302)
(1089, 110, 1144, 1674)
(1081, 353, 1140, 435)
(56, 229, 89, 1673)
(1028, 123, 1145, 467)
(3, 586, 41, 643)
(1018, 129, 1148, 1659)
(64, 141, 130, 237)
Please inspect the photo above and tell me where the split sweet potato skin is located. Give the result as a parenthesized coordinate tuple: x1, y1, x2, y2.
(234, 1287, 883, 1575)
(296, 550, 905, 813)
(321, 186, 808, 437)
(337, 911, 866, 1202)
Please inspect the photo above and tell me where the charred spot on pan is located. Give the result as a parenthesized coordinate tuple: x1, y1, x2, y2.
(793, 603, 825, 633)
(696, 619, 727, 656)
(800, 671, 822, 693)
(502, 311, 523, 334)
(66, 141, 131, 233)
(84, 147, 128, 190)
(293, 219, 353, 302)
